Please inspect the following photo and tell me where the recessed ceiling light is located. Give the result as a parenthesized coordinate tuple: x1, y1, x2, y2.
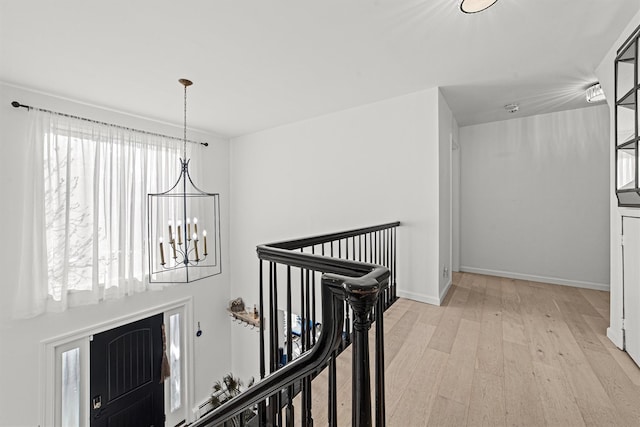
(586, 83, 606, 103)
(460, 0, 499, 14)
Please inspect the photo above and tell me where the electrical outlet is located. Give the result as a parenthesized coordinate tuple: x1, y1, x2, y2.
(443, 266, 449, 278)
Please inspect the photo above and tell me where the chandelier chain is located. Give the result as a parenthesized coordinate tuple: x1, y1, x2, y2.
(183, 83, 188, 159)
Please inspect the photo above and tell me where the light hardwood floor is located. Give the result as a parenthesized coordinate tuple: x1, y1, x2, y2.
(303, 272, 640, 426)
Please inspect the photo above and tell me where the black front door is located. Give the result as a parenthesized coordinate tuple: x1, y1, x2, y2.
(90, 313, 165, 427)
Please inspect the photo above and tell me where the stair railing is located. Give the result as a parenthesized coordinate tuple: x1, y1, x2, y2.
(191, 222, 400, 427)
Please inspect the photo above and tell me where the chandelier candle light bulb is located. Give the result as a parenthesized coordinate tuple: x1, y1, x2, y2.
(203, 230, 208, 255)
(159, 237, 166, 265)
(193, 233, 200, 261)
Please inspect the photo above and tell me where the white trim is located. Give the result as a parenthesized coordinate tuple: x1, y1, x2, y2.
(439, 278, 453, 304)
(607, 326, 624, 349)
(397, 289, 441, 306)
(459, 266, 610, 291)
(40, 297, 194, 427)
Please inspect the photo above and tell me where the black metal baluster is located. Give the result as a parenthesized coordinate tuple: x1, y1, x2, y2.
(298, 267, 308, 427)
(385, 228, 393, 310)
(328, 350, 338, 427)
(258, 260, 266, 426)
(393, 227, 397, 301)
(311, 247, 317, 347)
(269, 262, 278, 425)
(375, 290, 386, 427)
(338, 238, 342, 259)
(305, 268, 313, 425)
(285, 266, 294, 427)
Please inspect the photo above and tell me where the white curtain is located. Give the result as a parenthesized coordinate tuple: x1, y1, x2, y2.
(14, 109, 201, 318)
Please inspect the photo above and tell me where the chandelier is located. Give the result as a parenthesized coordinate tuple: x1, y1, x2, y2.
(147, 79, 221, 283)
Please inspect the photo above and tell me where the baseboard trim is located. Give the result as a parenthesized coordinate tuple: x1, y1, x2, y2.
(397, 290, 440, 306)
(607, 327, 624, 349)
(439, 278, 452, 305)
(459, 266, 610, 291)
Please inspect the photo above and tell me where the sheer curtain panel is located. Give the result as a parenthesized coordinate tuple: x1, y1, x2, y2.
(14, 109, 194, 318)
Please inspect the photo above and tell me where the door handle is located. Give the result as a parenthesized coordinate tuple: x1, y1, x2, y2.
(92, 395, 102, 410)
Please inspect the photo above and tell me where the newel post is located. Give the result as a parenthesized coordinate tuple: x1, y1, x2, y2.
(345, 278, 383, 427)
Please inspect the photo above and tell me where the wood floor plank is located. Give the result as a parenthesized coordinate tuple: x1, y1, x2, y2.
(437, 319, 480, 405)
(554, 285, 602, 318)
(555, 299, 609, 355)
(532, 361, 586, 427)
(503, 341, 546, 427)
(462, 275, 486, 323)
(384, 322, 436, 414)
(426, 396, 468, 427)
(466, 371, 506, 427)
(388, 348, 448, 427)
(501, 278, 527, 346)
(549, 314, 623, 426)
(383, 310, 420, 368)
(582, 347, 640, 426)
(427, 285, 468, 354)
(475, 289, 504, 377)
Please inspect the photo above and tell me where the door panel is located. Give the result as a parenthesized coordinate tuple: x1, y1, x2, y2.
(622, 217, 640, 366)
(90, 313, 164, 427)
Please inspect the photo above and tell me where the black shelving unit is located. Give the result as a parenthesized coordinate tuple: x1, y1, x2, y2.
(616, 25, 640, 206)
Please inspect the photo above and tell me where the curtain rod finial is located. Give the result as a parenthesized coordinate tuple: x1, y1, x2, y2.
(11, 101, 21, 108)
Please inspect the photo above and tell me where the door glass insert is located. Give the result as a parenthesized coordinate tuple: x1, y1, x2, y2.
(61, 347, 80, 427)
(169, 313, 182, 412)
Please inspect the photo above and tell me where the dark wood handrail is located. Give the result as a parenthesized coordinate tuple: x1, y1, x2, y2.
(265, 221, 400, 251)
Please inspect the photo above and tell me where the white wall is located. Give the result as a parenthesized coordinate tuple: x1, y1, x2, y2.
(459, 106, 610, 289)
(0, 83, 232, 427)
(595, 10, 640, 348)
(229, 88, 442, 380)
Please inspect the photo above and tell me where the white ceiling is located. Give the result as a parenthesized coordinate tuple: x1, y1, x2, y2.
(1, 0, 638, 137)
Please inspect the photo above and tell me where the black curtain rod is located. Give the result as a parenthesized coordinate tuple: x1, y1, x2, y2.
(10, 101, 208, 147)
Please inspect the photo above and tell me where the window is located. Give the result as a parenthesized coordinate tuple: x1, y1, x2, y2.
(16, 110, 197, 317)
(51, 338, 88, 427)
(169, 312, 182, 412)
